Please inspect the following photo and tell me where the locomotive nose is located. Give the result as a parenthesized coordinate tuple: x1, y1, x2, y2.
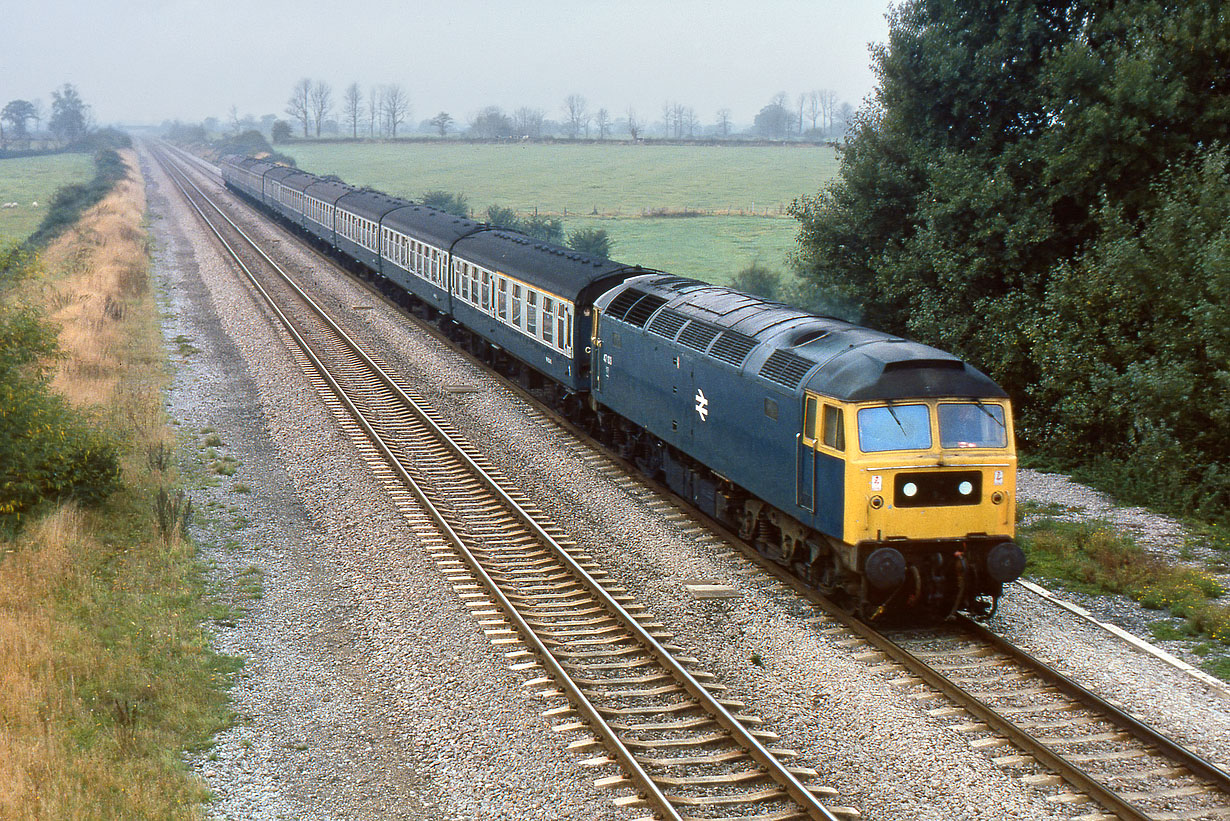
(986, 541, 1026, 583)
(865, 547, 907, 590)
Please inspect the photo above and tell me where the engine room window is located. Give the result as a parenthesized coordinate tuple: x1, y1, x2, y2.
(822, 404, 845, 450)
(764, 398, 778, 420)
(938, 403, 1007, 449)
(857, 405, 932, 452)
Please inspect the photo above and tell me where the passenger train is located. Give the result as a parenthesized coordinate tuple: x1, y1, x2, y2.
(220, 154, 1026, 620)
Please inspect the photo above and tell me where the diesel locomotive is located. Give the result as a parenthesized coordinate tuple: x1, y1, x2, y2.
(219, 153, 1025, 620)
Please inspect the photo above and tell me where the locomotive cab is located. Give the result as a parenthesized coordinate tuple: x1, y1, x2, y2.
(801, 392, 1024, 618)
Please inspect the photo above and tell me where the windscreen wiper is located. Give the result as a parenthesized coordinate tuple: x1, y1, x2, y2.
(972, 398, 1005, 429)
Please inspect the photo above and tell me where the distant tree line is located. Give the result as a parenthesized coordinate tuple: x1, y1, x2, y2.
(198, 80, 856, 145)
(791, 0, 1229, 522)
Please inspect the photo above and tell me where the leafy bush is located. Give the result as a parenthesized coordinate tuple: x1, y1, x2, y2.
(422, 190, 470, 218)
(730, 261, 781, 300)
(0, 248, 120, 530)
(567, 227, 612, 258)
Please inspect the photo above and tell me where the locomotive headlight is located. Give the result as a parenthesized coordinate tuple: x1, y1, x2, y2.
(958, 481, 974, 496)
(902, 482, 918, 498)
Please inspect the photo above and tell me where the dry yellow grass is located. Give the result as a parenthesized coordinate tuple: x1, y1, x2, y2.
(0, 149, 232, 819)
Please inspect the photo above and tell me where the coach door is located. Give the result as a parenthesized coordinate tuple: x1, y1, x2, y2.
(797, 393, 819, 513)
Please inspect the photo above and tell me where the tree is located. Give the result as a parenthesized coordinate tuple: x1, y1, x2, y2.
(421, 190, 469, 217)
(286, 78, 311, 138)
(512, 107, 543, 138)
(470, 106, 512, 138)
(380, 84, 410, 137)
(791, 0, 1230, 519)
(309, 80, 332, 137)
(595, 108, 611, 139)
(715, 108, 732, 138)
(429, 111, 453, 136)
(49, 83, 88, 143)
(342, 83, 363, 138)
(563, 94, 587, 139)
(271, 119, 292, 143)
(368, 85, 379, 136)
(730, 261, 781, 300)
(752, 94, 791, 139)
(1, 100, 35, 140)
(804, 91, 821, 132)
(227, 104, 242, 136)
(567, 227, 612, 258)
(626, 107, 642, 140)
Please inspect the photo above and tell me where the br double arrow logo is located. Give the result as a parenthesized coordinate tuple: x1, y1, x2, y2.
(695, 388, 709, 422)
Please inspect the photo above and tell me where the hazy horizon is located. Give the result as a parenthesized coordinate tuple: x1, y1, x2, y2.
(5, 0, 890, 130)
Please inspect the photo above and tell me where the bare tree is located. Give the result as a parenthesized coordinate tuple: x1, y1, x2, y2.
(797, 92, 808, 135)
(368, 85, 379, 136)
(804, 90, 821, 132)
(309, 81, 332, 137)
(626, 107, 641, 140)
(682, 107, 699, 138)
(286, 78, 311, 137)
(819, 89, 838, 133)
(715, 108, 732, 138)
(595, 108, 611, 139)
(672, 102, 687, 138)
(661, 102, 674, 138)
(228, 104, 242, 136)
(513, 107, 544, 139)
(381, 84, 410, 137)
(343, 83, 363, 138)
(30, 99, 43, 134)
(563, 94, 587, 139)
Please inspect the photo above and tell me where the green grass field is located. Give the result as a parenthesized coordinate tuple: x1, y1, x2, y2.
(0, 153, 95, 245)
(279, 142, 835, 283)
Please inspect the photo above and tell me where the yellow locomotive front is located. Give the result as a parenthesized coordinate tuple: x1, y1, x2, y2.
(819, 395, 1024, 618)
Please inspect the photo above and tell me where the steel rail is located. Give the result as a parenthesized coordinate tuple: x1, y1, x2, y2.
(154, 145, 840, 821)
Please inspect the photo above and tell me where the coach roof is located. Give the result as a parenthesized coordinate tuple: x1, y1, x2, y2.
(453, 229, 635, 299)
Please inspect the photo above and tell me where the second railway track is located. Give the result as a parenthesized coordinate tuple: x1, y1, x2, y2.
(153, 144, 855, 820)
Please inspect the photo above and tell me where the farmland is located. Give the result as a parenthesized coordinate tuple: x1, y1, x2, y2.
(279, 142, 839, 285)
(0, 153, 95, 244)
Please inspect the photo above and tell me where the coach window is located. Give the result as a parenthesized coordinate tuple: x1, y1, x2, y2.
(527, 291, 538, 335)
(482, 271, 492, 312)
(822, 404, 845, 451)
(542, 296, 554, 345)
(512, 284, 523, 327)
(558, 304, 568, 353)
(497, 278, 508, 321)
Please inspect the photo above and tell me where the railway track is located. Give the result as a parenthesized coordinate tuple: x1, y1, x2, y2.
(157, 142, 1230, 820)
(152, 145, 854, 820)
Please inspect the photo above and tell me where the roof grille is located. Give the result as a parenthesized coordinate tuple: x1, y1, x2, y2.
(678, 320, 722, 352)
(709, 331, 758, 367)
(759, 349, 815, 389)
(648, 309, 688, 340)
(605, 289, 644, 321)
(624, 294, 667, 327)
(657, 276, 704, 292)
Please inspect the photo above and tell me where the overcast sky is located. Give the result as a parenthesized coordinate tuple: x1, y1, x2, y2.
(5, 0, 890, 128)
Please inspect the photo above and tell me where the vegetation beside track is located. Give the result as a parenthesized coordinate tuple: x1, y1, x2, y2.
(0, 150, 239, 818)
(1018, 506, 1230, 680)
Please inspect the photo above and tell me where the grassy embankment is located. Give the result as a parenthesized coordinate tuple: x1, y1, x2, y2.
(0, 154, 96, 245)
(0, 150, 240, 817)
(1017, 504, 1230, 679)
(280, 142, 839, 284)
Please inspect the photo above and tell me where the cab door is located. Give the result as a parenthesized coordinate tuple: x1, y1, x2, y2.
(797, 394, 819, 512)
